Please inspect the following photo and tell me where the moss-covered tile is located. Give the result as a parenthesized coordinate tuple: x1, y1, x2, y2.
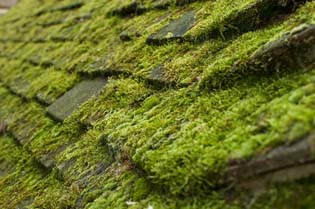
(47, 78, 107, 121)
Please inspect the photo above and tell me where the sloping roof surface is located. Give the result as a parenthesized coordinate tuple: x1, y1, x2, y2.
(1, 0, 315, 208)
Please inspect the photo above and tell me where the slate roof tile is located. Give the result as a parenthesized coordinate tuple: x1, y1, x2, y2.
(1, 0, 315, 208)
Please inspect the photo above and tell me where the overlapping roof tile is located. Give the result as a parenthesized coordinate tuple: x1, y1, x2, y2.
(1, 0, 315, 208)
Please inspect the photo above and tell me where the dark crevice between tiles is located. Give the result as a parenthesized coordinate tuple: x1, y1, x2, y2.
(78, 64, 189, 91)
(34, 2, 84, 17)
(28, 56, 55, 68)
(50, 36, 74, 42)
(0, 38, 27, 43)
(38, 13, 91, 28)
(39, 19, 64, 27)
(0, 37, 75, 43)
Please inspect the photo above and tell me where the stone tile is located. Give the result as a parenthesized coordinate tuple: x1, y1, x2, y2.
(0, 159, 13, 177)
(38, 144, 69, 170)
(238, 163, 315, 191)
(56, 158, 77, 174)
(11, 123, 36, 145)
(9, 78, 30, 98)
(150, 64, 165, 82)
(14, 197, 34, 209)
(147, 11, 196, 45)
(47, 78, 107, 122)
(36, 92, 54, 105)
(249, 24, 315, 72)
(227, 134, 315, 182)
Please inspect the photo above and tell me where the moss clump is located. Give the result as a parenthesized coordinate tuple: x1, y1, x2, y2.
(1, 0, 315, 208)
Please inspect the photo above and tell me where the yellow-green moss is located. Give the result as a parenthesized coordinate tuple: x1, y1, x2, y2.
(1, 0, 315, 208)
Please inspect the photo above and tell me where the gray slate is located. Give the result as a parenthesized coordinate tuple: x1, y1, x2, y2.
(147, 11, 196, 45)
(47, 78, 107, 122)
(227, 134, 315, 182)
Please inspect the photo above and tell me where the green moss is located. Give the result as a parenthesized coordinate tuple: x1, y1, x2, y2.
(0, 135, 74, 208)
(1, 0, 315, 208)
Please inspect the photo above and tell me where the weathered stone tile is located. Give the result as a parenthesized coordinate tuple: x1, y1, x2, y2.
(9, 78, 31, 98)
(238, 162, 315, 191)
(0, 159, 13, 177)
(28, 56, 41, 66)
(150, 64, 165, 81)
(249, 24, 315, 72)
(148, 64, 169, 87)
(47, 78, 107, 122)
(56, 158, 77, 174)
(38, 151, 58, 169)
(146, 11, 196, 45)
(38, 144, 69, 170)
(11, 123, 36, 145)
(14, 197, 34, 209)
(227, 134, 315, 183)
(36, 92, 54, 105)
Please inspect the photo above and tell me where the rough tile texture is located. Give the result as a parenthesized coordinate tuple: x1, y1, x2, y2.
(147, 11, 196, 44)
(47, 78, 107, 121)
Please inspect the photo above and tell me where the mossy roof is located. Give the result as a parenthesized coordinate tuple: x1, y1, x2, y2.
(1, 0, 315, 208)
